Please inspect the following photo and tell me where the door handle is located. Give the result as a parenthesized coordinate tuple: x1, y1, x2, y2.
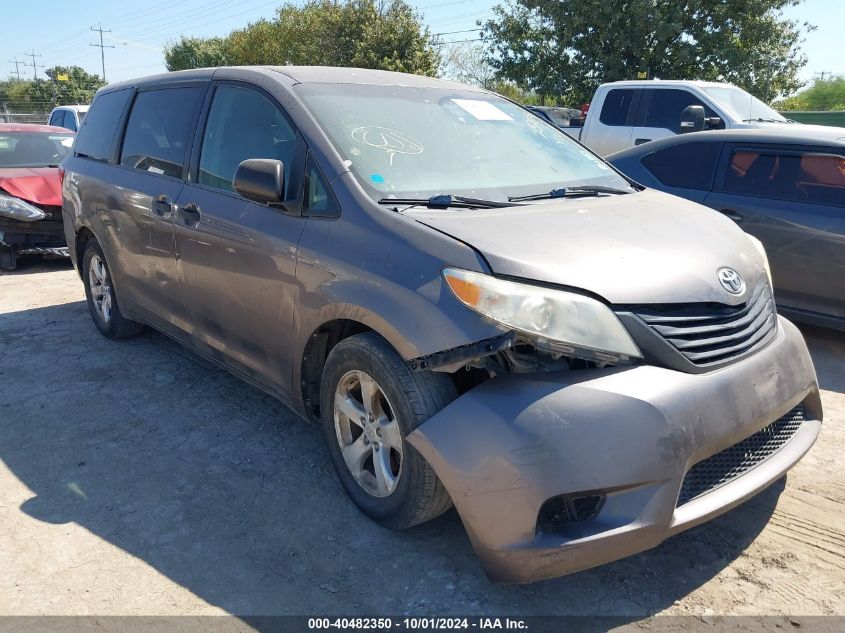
(152, 194, 174, 218)
(179, 202, 202, 226)
(719, 209, 744, 222)
(634, 138, 652, 145)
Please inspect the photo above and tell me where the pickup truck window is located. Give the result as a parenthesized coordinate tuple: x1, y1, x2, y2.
(702, 86, 786, 123)
(641, 89, 716, 131)
(599, 89, 635, 126)
(641, 141, 721, 191)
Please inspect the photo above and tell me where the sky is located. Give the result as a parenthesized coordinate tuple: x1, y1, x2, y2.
(2, 0, 842, 88)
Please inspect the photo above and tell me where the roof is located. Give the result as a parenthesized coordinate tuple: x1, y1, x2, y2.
(601, 79, 736, 89)
(0, 123, 74, 134)
(610, 125, 845, 159)
(51, 104, 89, 112)
(101, 65, 479, 93)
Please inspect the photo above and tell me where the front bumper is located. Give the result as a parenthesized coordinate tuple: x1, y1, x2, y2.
(407, 316, 821, 583)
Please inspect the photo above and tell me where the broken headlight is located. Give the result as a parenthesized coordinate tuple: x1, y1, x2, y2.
(443, 267, 641, 362)
(0, 193, 46, 222)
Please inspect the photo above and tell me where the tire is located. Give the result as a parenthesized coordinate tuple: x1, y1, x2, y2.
(320, 332, 457, 529)
(82, 240, 146, 339)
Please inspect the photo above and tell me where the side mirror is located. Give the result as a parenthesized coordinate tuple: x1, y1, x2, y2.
(233, 159, 285, 205)
(705, 116, 724, 130)
(679, 105, 705, 134)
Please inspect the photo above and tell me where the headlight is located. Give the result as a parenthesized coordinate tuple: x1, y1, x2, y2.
(0, 193, 46, 222)
(747, 234, 773, 288)
(443, 267, 642, 361)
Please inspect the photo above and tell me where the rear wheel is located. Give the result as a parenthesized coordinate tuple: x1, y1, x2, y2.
(82, 241, 145, 339)
(320, 332, 457, 529)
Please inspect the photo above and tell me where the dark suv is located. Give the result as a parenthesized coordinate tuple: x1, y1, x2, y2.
(62, 67, 821, 583)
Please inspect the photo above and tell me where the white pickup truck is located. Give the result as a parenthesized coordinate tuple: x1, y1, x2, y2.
(564, 80, 798, 156)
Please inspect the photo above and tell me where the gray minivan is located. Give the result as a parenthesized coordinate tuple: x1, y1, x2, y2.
(61, 67, 822, 583)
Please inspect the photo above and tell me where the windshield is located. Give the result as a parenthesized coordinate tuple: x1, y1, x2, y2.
(296, 84, 630, 202)
(701, 86, 786, 123)
(0, 132, 74, 167)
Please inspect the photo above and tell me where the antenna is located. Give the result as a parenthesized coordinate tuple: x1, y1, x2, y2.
(91, 24, 115, 82)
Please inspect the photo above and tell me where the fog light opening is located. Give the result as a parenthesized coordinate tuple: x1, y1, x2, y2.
(537, 493, 606, 535)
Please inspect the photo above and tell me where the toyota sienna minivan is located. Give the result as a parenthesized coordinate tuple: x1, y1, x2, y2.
(61, 67, 822, 583)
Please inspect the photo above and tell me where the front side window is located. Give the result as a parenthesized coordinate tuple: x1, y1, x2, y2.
(296, 84, 630, 202)
(641, 141, 721, 190)
(198, 85, 297, 193)
(600, 89, 635, 126)
(120, 87, 203, 178)
(723, 148, 845, 206)
(74, 88, 132, 161)
(641, 89, 717, 131)
(0, 132, 74, 167)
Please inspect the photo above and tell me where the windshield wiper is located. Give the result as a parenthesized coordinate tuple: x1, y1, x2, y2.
(377, 194, 515, 210)
(508, 185, 632, 202)
(742, 118, 789, 123)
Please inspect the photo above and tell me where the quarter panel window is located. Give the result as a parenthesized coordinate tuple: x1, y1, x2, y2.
(599, 89, 635, 126)
(120, 87, 203, 178)
(304, 155, 339, 216)
(74, 88, 133, 161)
(641, 142, 721, 190)
(198, 86, 297, 193)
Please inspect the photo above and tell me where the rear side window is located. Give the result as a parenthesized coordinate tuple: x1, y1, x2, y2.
(63, 111, 77, 132)
(49, 110, 64, 127)
(599, 89, 635, 126)
(120, 87, 203, 179)
(641, 89, 717, 131)
(74, 89, 132, 161)
(641, 141, 721, 190)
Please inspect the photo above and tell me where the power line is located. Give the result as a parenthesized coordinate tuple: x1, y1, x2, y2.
(91, 24, 115, 82)
(25, 50, 43, 80)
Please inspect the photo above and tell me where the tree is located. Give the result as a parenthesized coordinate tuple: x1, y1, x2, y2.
(482, 0, 813, 105)
(0, 66, 104, 113)
(165, 0, 439, 76)
(776, 75, 845, 110)
(164, 37, 230, 71)
(440, 42, 497, 89)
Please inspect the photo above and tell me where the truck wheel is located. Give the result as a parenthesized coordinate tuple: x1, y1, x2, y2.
(82, 241, 146, 339)
(320, 332, 457, 529)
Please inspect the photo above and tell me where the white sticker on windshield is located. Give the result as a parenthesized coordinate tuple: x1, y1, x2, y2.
(451, 99, 513, 121)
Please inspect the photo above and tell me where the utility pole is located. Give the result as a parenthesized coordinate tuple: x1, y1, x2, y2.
(8, 58, 23, 80)
(813, 71, 830, 82)
(90, 24, 114, 82)
(25, 50, 42, 80)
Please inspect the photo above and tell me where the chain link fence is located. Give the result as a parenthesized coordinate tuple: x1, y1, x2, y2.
(0, 110, 49, 124)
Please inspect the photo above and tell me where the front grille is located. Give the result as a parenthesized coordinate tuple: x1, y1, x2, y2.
(632, 279, 777, 366)
(677, 404, 805, 506)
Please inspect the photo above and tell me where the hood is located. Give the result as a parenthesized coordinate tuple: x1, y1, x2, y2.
(0, 167, 62, 207)
(410, 189, 766, 306)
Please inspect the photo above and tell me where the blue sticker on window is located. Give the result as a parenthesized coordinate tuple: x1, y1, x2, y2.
(370, 174, 385, 184)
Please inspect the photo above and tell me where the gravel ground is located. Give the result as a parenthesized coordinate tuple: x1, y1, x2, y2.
(1, 257, 843, 617)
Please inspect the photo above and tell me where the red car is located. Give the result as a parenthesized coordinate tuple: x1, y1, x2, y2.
(0, 123, 74, 269)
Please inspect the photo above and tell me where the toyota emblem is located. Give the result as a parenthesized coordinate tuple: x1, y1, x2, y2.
(718, 267, 745, 295)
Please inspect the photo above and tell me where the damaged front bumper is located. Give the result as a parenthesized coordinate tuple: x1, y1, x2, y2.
(407, 316, 821, 583)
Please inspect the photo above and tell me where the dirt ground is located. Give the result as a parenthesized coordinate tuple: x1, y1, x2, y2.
(0, 257, 843, 617)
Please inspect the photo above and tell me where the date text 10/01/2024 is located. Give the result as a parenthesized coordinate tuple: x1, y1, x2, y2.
(307, 618, 529, 630)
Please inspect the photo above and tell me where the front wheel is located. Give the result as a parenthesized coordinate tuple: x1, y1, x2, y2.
(82, 240, 145, 339)
(320, 332, 457, 529)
